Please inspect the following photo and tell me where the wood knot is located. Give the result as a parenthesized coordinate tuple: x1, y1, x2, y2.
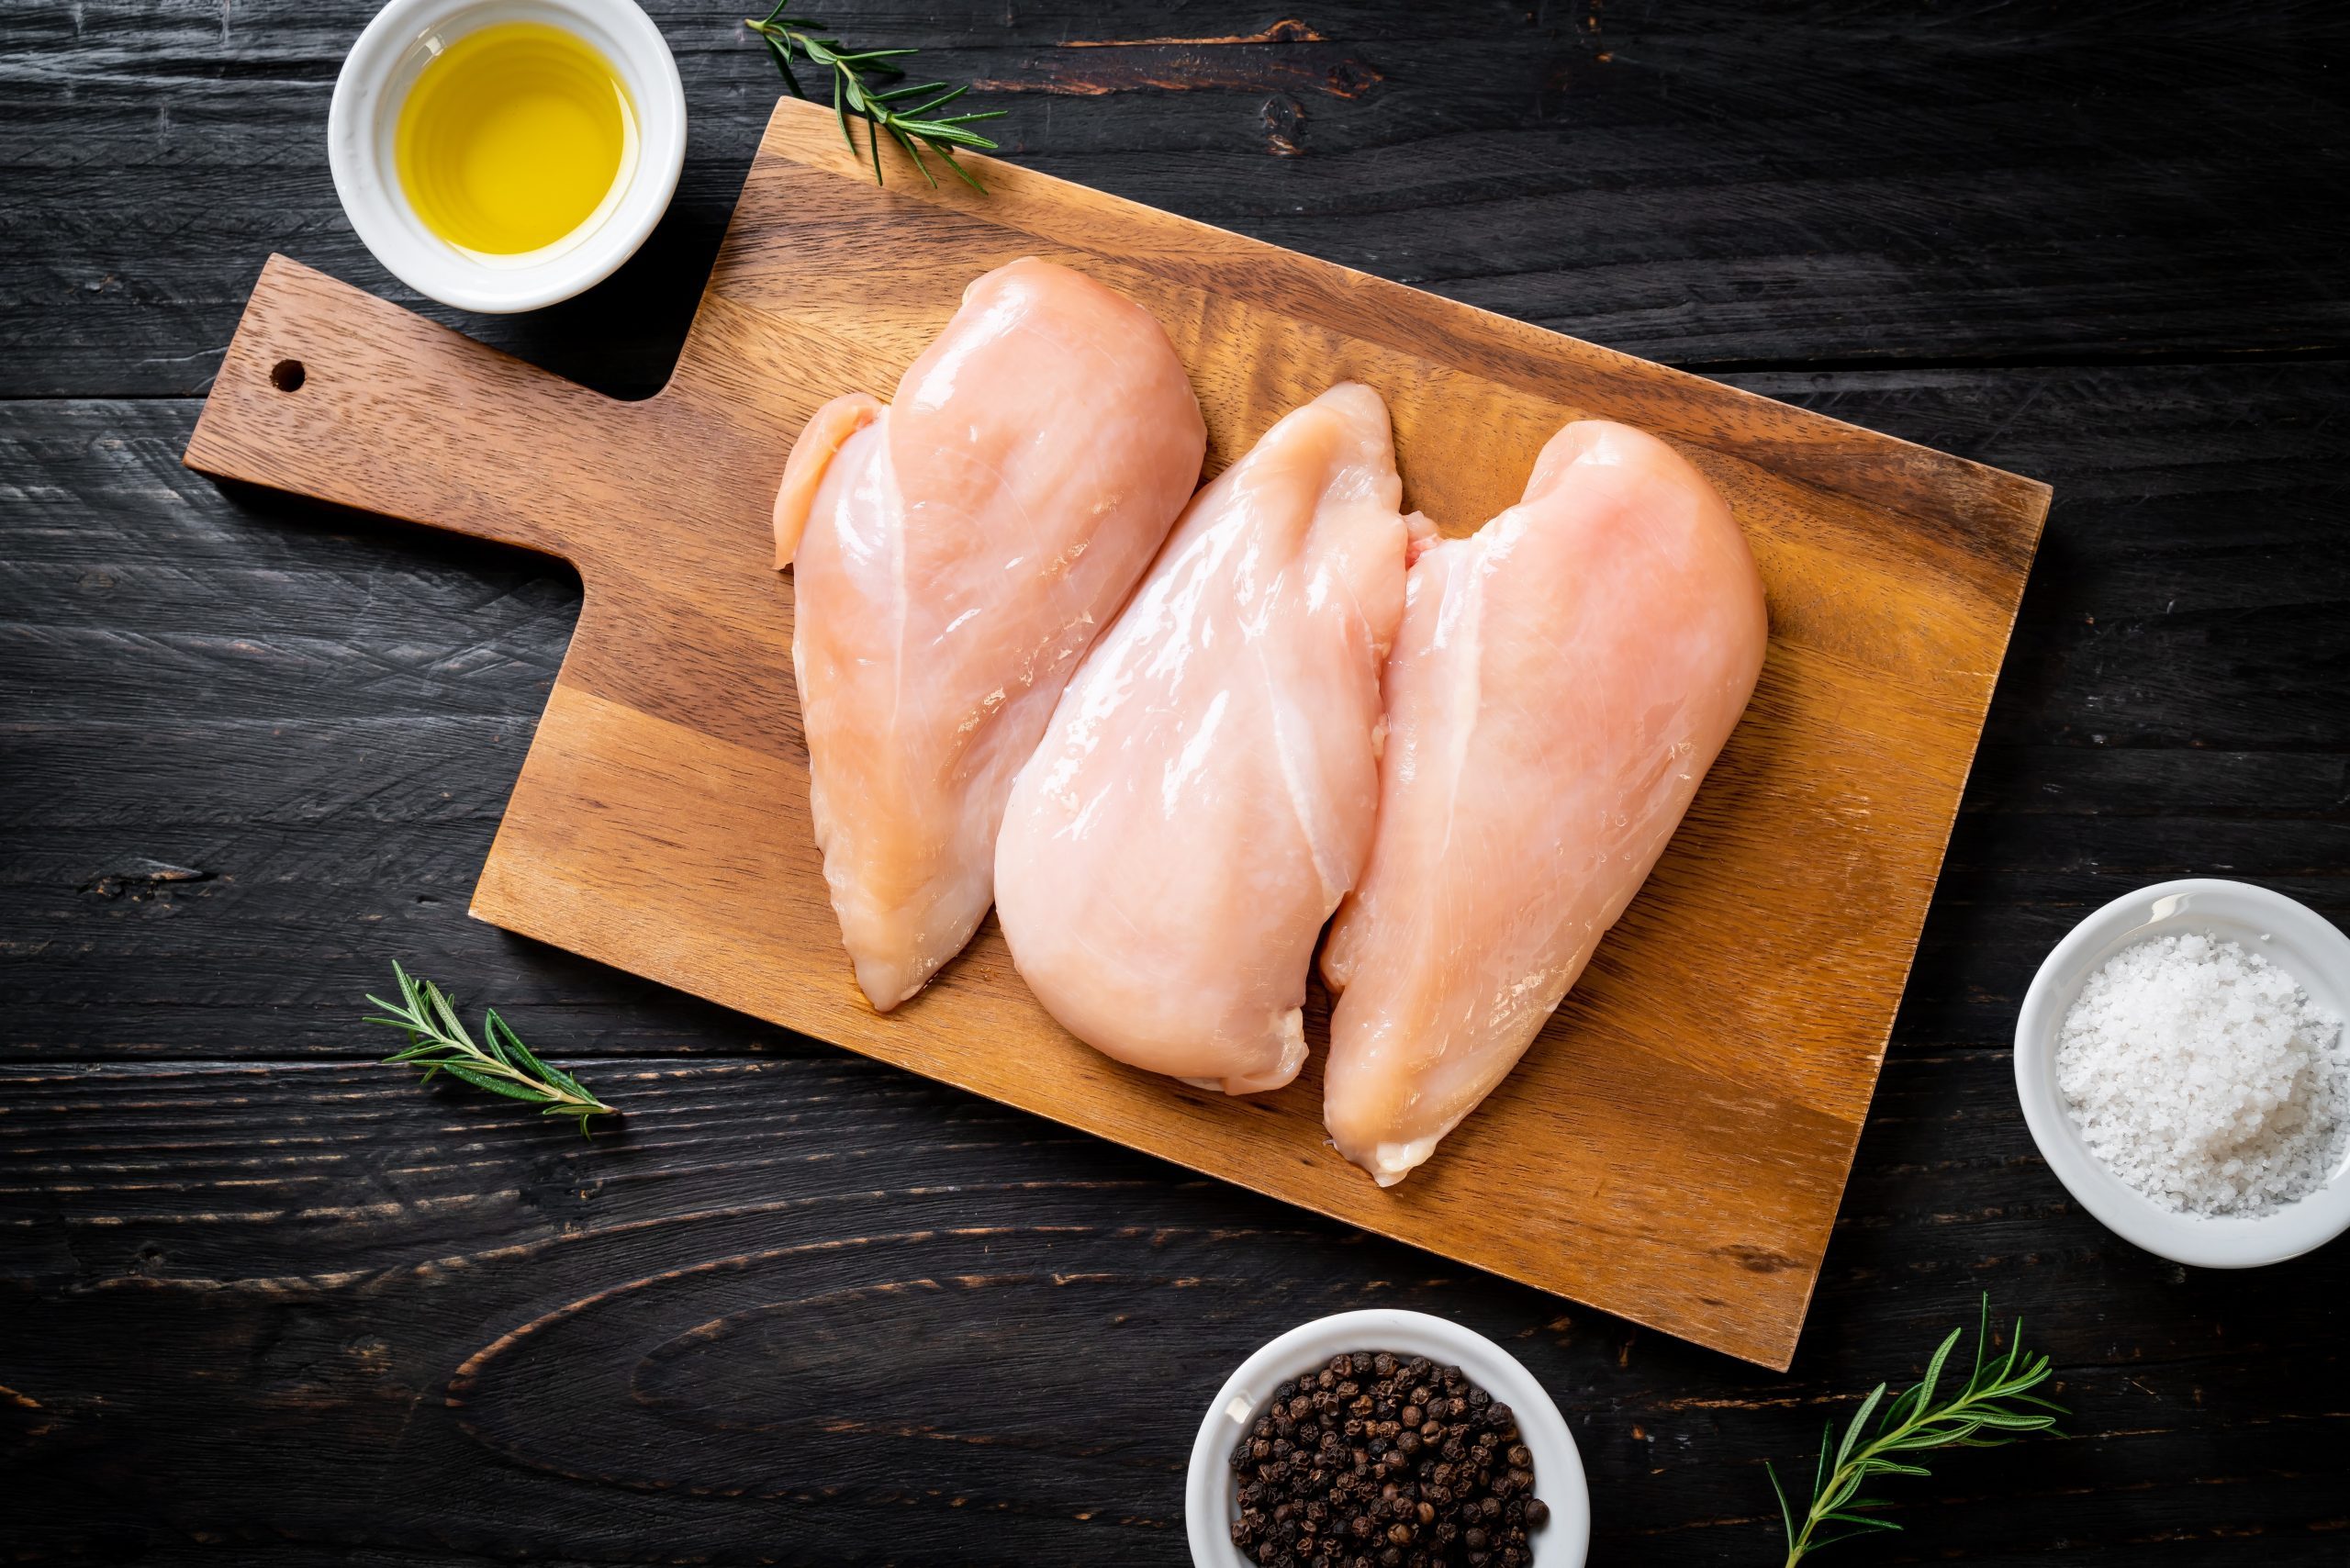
(79, 858, 213, 902)
(1263, 95, 1307, 156)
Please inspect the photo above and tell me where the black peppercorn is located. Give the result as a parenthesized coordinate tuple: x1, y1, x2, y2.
(1227, 1350, 1554, 1568)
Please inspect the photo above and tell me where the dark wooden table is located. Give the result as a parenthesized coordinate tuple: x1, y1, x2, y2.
(5, 5, 2346, 1564)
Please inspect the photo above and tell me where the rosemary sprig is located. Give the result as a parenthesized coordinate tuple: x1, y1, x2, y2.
(1769, 1297, 2064, 1564)
(365, 962, 615, 1135)
(744, 7, 1005, 191)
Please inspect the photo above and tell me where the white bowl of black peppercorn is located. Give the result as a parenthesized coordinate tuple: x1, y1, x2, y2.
(1186, 1309, 1590, 1567)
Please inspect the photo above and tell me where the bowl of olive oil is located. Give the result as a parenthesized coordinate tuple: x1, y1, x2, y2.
(330, 0, 684, 312)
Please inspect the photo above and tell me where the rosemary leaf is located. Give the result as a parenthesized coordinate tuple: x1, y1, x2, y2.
(438, 1061, 554, 1103)
(744, 6, 1005, 189)
(1768, 1296, 2062, 1565)
(367, 962, 615, 1135)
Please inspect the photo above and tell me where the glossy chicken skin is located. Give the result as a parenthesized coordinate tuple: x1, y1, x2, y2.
(995, 385, 1420, 1092)
(1321, 420, 1767, 1183)
(774, 259, 1205, 1011)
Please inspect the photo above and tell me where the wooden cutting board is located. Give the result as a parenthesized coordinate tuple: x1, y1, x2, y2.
(184, 96, 2047, 1369)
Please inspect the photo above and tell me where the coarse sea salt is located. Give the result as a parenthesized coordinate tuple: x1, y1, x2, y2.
(2056, 931, 2347, 1216)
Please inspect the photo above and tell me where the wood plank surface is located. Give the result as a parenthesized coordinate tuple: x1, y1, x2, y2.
(3, 1, 2345, 1562)
(4, 364, 2342, 1565)
(176, 95, 2046, 1368)
(4, 3, 2345, 398)
(4, 1050, 2345, 1565)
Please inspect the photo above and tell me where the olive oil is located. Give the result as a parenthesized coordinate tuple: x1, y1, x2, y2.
(395, 22, 637, 258)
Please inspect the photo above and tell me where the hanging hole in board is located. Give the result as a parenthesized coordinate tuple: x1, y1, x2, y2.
(270, 359, 307, 393)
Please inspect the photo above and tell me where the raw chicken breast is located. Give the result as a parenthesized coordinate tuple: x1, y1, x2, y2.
(1321, 420, 1767, 1183)
(775, 259, 1205, 1011)
(995, 384, 1420, 1093)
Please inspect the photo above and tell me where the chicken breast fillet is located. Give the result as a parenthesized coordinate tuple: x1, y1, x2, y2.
(995, 384, 1421, 1092)
(774, 259, 1206, 1011)
(1320, 420, 1767, 1183)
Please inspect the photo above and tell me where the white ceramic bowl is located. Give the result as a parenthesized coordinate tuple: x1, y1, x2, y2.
(328, 0, 686, 312)
(2015, 877, 2350, 1267)
(1186, 1309, 1590, 1568)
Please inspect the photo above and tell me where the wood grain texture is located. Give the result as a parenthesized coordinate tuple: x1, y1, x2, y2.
(3, 1055, 2345, 1566)
(5, 2, 2346, 398)
(4, 356, 2343, 1562)
(176, 97, 2047, 1368)
(7, 4, 2344, 1557)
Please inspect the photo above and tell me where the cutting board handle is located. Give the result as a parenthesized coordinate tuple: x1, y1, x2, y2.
(184, 255, 658, 579)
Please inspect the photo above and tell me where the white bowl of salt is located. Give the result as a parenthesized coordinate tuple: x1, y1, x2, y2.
(2016, 878, 2350, 1267)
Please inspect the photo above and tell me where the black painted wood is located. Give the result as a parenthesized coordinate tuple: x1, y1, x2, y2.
(2, 2, 2345, 1564)
(3, 2, 2347, 397)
